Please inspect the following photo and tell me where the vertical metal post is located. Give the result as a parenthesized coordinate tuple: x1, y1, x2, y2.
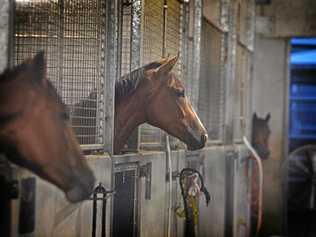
(130, 0, 142, 71)
(0, 0, 10, 72)
(104, 0, 119, 153)
(162, 0, 168, 57)
(130, 0, 142, 150)
(58, 0, 64, 95)
(222, 0, 238, 237)
(181, 1, 189, 81)
(92, 192, 97, 237)
(190, 0, 202, 110)
(223, 0, 237, 145)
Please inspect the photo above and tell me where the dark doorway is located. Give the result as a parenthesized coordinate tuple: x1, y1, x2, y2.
(0, 169, 11, 237)
(112, 168, 138, 237)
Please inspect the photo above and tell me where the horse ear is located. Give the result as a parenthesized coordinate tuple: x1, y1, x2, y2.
(31, 51, 47, 84)
(265, 113, 271, 122)
(158, 55, 170, 65)
(155, 53, 179, 77)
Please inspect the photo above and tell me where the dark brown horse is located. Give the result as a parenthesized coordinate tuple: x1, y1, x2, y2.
(114, 55, 208, 154)
(250, 112, 271, 235)
(0, 52, 95, 202)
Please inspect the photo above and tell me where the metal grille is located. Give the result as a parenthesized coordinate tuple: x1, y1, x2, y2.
(198, 19, 225, 141)
(13, 0, 106, 146)
(233, 43, 251, 141)
(166, 0, 182, 76)
(139, 0, 183, 149)
(120, 3, 132, 76)
(139, 0, 164, 148)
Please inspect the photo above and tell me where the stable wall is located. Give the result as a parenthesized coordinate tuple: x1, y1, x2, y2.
(252, 36, 289, 236)
(10, 146, 251, 237)
(256, 0, 316, 37)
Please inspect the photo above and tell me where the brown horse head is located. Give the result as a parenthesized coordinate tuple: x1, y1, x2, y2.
(138, 55, 208, 150)
(252, 113, 271, 160)
(0, 52, 95, 202)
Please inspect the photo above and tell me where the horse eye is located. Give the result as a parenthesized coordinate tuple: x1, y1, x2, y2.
(61, 112, 69, 121)
(175, 90, 185, 97)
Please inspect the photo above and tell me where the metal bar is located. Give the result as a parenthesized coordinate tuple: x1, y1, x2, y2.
(0, 0, 10, 72)
(130, 0, 142, 71)
(224, 150, 236, 237)
(92, 192, 97, 237)
(162, 0, 168, 57)
(191, 0, 202, 109)
(130, 0, 142, 151)
(181, 1, 189, 89)
(223, 0, 237, 145)
(58, 0, 64, 96)
(104, 0, 119, 153)
(101, 198, 107, 237)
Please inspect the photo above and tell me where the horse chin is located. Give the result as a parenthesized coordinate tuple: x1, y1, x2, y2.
(66, 183, 94, 202)
(65, 173, 95, 203)
(186, 138, 206, 150)
(187, 143, 205, 151)
(254, 144, 271, 160)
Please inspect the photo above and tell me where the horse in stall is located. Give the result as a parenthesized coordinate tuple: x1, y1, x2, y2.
(250, 113, 271, 236)
(114, 54, 207, 154)
(0, 52, 95, 202)
(73, 54, 208, 154)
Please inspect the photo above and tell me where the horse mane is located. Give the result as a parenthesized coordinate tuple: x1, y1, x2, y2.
(0, 62, 30, 83)
(115, 61, 162, 101)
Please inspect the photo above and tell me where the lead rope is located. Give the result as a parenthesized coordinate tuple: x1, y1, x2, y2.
(243, 136, 263, 236)
(179, 168, 210, 237)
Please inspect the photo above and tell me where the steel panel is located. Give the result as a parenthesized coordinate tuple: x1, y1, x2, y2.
(199, 19, 226, 142)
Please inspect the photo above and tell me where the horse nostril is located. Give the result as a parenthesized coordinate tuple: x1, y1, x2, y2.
(201, 134, 208, 144)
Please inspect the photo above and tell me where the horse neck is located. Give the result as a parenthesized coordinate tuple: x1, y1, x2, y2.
(114, 92, 146, 154)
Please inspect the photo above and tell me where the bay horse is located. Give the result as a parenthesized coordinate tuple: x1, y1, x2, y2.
(250, 112, 271, 236)
(114, 55, 208, 154)
(0, 52, 95, 202)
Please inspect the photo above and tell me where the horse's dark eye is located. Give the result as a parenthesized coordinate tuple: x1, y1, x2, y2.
(61, 112, 69, 121)
(175, 90, 185, 97)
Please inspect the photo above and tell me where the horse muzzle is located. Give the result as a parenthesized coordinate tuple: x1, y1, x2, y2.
(187, 133, 208, 150)
(65, 168, 95, 202)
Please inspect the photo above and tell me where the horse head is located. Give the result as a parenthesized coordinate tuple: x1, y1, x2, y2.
(142, 55, 208, 150)
(0, 52, 95, 202)
(252, 112, 271, 159)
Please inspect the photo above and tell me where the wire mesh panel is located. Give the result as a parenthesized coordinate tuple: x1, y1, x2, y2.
(198, 19, 225, 142)
(166, 0, 182, 76)
(139, 0, 183, 149)
(139, 0, 164, 149)
(120, 3, 132, 76)
(13, 0, 106, 146)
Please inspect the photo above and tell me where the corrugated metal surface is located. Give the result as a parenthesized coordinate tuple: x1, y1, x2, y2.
(13, 0, 106, 146)
(198, 19, 225, 141)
